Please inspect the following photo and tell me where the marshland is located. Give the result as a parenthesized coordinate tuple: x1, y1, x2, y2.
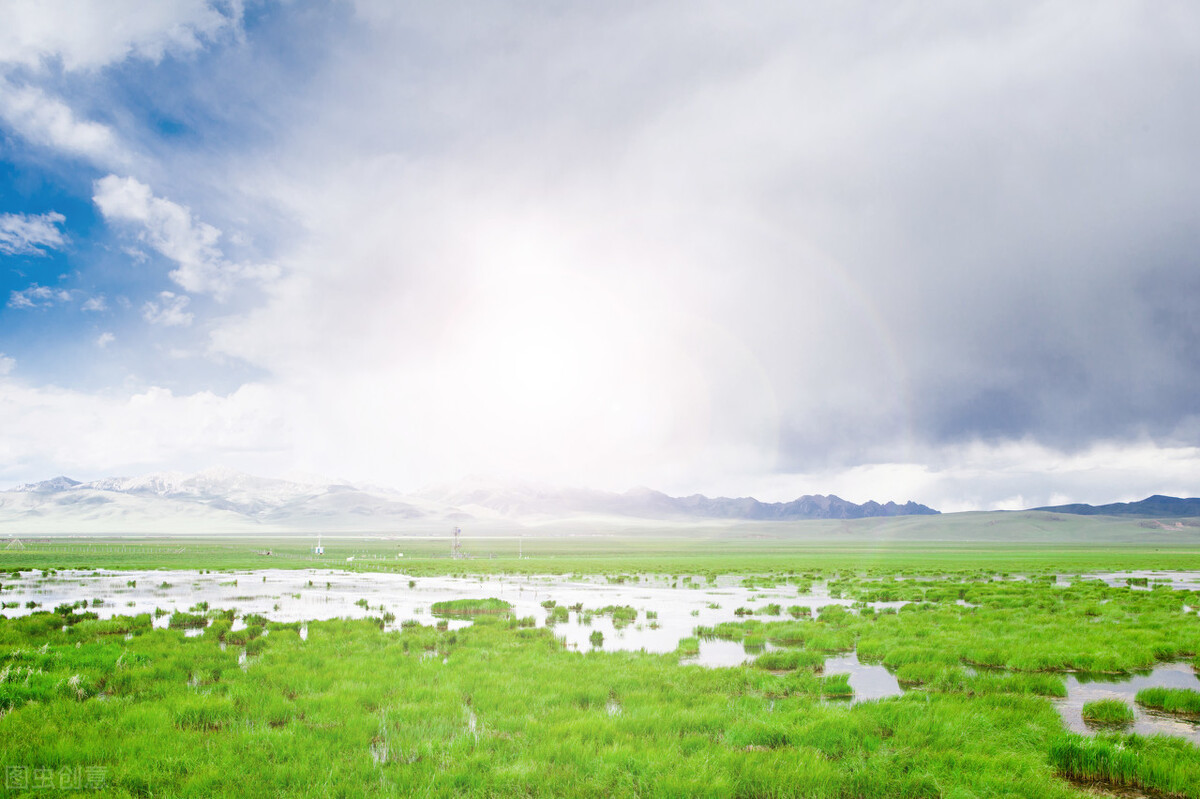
(6, 1, 1200, 795)
(2, 537, 1200, 797)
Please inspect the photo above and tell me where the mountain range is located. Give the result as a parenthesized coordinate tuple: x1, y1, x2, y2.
(1035, 495, 1200, 517)
(419, 479, 937, 522)
(0, 468, 937, 533)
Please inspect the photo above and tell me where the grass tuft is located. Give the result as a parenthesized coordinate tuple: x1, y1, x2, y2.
(429, 598, 512, 616)
(1136, 686, 1200, 716)
(1081, 699, 1135, 726)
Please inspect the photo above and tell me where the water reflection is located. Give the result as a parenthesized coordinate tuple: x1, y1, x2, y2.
(1055, 662, 1200, 744)
(0, 568, 901, 657)
(677, 639, 779, 668)
(1078, 571, 1200, 591)
(823, 651, 905, 704)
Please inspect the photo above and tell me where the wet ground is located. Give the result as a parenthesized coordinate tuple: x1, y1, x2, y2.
(5, 567, 1200, 741)
(1056, 661, 1200, 744)
(0, 568, 905, 666)
(1077, 571, 1200, 591)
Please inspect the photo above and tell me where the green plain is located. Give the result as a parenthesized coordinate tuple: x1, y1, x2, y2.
(2, 518, 1200, 797)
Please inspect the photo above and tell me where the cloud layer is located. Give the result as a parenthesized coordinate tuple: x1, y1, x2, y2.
(1, 2, 1199, 508)
(0, 0, 237, 71)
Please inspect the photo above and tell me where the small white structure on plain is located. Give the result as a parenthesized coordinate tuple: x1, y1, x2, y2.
(313, 534, 324, 556)
(346, 556, 354, 562)
(396, 552, 404, 559)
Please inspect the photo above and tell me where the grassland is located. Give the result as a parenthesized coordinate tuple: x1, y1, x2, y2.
(3, 520, 1200, 577)
(0, 608, 1096, 798)
(2, 532, 1200, 797)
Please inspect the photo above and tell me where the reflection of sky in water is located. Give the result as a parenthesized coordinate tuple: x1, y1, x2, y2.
(824, 651, 904, 704)
(1056, 662, 1200, 744)
(1077, 570, 1200, 591)
(2, 569, 904, 663)
(685, 638, 762, 668)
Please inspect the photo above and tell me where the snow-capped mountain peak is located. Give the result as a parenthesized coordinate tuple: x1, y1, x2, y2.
(13, 475, 81, 493)
(0, 469, 938, 533)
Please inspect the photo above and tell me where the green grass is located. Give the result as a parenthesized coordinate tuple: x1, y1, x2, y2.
(1049, 732, 1200, 798)
(1136, 686, 1200, 716)
(753, 649, 825, 672)
(4, 540, 1200, 796)
(595, 605, 638, 625)
(6, 610, 1095, 797)
(429, 598, 512, 615)
(4, 526, 1200, 576)
(167, 611, 207, 630)
(821, 672, 853, 698)
(1081, 699, 1135, 726)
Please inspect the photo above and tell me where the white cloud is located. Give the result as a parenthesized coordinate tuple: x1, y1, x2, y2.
(0, 353, 1194, 509)
(8, 283, 71, 308)
(0, 77, 126, 166)
(204, 1, 1200, 499)
(0, 0, 239, 72)
(0, 380, 287, 483)
(0, 210, 67, 255)
(81, 294, 107, 312)
(141, 291, 193, 326)
(725, 439, 1200, 512)
(121, 247, 150, 264)
(0, 2, 239, 167)
(96, 331, 115, 348)
(94, 175, 278, 299)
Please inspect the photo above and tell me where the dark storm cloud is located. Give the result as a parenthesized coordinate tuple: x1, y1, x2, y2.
(699, 1, 1200, 469)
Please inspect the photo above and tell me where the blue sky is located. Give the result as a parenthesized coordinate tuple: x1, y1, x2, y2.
(2, 1, 1200, 510)
(0, 1, 290, 390)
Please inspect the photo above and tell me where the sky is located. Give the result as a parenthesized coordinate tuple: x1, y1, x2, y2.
(1, 1, 1199, 511)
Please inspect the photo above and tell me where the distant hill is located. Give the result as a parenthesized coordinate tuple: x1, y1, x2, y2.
(416, 480, 938, 521)
(2, 469, 437, 533)
(0, 469, 938, 533)
(1033, 495, 1200, 517)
